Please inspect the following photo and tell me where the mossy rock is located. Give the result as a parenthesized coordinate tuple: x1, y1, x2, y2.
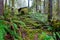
(18, 7, 28, 15)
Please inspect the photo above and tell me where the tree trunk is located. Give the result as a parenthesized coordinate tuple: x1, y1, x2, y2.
(48, 0, 52, 22)
(36, 0, 38, 12)
(9, 0, 11, 9)
(44, 0, 45, 13)
(57, 0, 60, 17)
(44, 0, 49, 14)
(28, 0, 29, 8)
(0, 0, 4, 15)
(5, 0, 7, 9)
(11, 0, 14, 15)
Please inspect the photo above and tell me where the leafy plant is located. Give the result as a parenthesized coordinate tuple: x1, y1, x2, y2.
(0, 20, 23, 40)
(29, 13, 48, 23)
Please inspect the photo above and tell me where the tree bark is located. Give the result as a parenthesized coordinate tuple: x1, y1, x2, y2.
(48, 0, 52, 22)
(36, 0, 38, 12)
(0, 0, 4, 15)
(57, 0, 60, 17)
(5, 0, 7, 9)
(11, 0, 14, 15)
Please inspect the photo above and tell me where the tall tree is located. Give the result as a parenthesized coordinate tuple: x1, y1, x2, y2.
(36, 0, 41, 12)
(0, 0, 4, 15)
(57, 0, 60, 17)
(11, 0, 14, 15)
(28, 0, 30, 8)
(48, 0, 52, 22)
(44, 0, 45, 13)
(44, 0, 49, 14)
(5, 0, 7, 9)
(36, 0, 38, 12)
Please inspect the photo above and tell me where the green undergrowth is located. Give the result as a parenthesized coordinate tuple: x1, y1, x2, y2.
(1, 17, 60, 40)
(1, 6, 60, 40)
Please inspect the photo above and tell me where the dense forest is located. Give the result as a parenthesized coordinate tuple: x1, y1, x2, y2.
(0, 0, 60, 40)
